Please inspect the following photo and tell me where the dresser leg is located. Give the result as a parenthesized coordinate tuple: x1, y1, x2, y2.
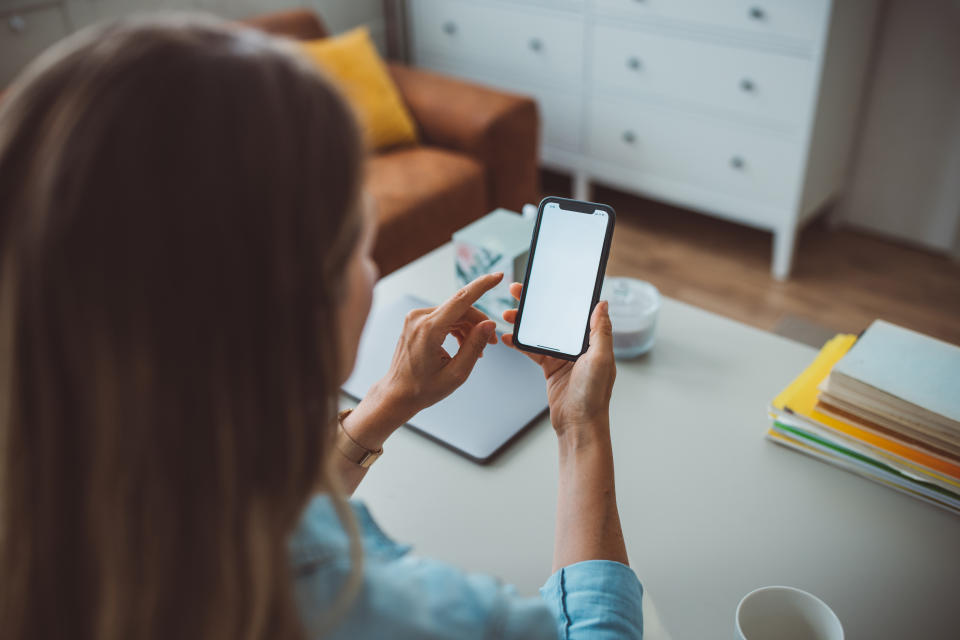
(572, 171, 591, 201)
(772, 226, 797, 281)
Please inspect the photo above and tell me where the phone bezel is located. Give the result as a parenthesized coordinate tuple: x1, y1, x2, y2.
(512, 196, 616, 361)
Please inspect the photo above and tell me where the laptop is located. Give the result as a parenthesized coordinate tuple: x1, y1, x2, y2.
(342, 294, 549, 463)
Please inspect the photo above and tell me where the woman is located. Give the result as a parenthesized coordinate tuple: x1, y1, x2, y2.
(0, 14, 642, 640)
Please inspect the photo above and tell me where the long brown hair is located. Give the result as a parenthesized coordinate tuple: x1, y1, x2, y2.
(0, 14, 364, 640)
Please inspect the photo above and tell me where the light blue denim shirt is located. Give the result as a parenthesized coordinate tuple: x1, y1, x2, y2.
(290, 495, 643, 639)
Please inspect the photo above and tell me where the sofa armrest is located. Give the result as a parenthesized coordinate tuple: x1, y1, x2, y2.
(388, 63, 539, 212)
(241, 9, 328, 40)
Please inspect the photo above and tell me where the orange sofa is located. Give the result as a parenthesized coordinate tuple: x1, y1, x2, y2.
(244, 10, 540, 275)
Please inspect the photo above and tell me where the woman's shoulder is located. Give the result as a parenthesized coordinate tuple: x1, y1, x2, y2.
(289, 495, 557, 640)
(289, 494, 411, 572)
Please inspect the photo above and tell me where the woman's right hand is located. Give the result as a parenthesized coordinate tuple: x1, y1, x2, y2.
(342, 273, 503, 453)
(501, 283, 616, 440)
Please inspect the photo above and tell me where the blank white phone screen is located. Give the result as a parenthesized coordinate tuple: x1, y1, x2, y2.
(517, 202, 609, 356)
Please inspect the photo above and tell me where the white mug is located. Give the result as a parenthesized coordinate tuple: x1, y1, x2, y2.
(736, 586, 843, 640)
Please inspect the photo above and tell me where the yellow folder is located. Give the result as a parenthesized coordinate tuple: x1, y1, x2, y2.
(771, 334, 960, 483)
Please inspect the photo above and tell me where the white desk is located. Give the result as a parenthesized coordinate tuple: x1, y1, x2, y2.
(352, 242, 960, 639)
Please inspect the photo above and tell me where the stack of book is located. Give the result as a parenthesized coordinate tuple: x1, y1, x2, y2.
(768, 320, 960, 515)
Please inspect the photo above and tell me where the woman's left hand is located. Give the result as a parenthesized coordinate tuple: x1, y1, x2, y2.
(341, 273, 503, 450)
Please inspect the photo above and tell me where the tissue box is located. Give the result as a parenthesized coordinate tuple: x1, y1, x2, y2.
(453, 208, 535, 326)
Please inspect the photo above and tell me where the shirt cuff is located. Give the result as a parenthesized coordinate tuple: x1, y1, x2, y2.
(540, 560, 643, 640)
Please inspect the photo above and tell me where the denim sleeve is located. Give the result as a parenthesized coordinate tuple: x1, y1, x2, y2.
(296, 553, 560, 640)
(292, 497, 559, 640)
(360, 554, 561, 640)
(539, 560, 644, 640)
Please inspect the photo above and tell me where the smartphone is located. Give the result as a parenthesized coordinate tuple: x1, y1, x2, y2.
(513, 196, 615, 361)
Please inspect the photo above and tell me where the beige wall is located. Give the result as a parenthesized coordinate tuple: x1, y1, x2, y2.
(838, 0, 960, 254)
(0, 0, 386, 85)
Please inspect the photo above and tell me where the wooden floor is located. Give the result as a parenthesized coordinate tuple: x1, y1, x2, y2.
(541, 171, 960, 347)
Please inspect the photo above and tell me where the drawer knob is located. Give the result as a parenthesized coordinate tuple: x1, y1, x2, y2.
(730, 156, 746, 170)
(529, 38, 543, 52)
(626, 56, 643, 71)
(749, 6, 766, 21)
(8, 14, 26, 34)
(622, 130, 637, 144)
(442, 21, 457, 35)
(740, 78, 756, 92)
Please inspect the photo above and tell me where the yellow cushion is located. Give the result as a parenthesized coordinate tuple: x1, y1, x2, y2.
(300, 27, 417, 150)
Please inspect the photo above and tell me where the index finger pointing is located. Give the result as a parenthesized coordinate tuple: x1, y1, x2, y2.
(430, 272, 504, 325)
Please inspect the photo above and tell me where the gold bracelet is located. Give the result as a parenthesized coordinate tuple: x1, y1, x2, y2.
(335, 409, 383, 468)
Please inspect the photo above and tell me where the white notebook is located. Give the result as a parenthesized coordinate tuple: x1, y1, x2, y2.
(826, 320, 960, 430)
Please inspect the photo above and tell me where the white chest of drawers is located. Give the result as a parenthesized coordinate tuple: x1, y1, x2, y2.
(408, 0, 879, 279)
